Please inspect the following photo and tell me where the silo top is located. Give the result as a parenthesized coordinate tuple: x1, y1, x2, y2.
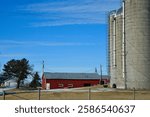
(109, 10, 116, 16)
(116, 7, 122, 15)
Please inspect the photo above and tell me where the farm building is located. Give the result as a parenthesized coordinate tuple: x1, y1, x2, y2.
(4, 78, 17, 88)
(42, 72, 110, 89)
(3, 78, 26, 88)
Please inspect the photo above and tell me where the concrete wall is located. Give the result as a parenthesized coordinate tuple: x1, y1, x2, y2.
(109, 12, 117, 88)
(109, 9, 125, 89)
(109, 0, 150, 89)
(125, 0, 150, 89)
(115, 12, 125, 89)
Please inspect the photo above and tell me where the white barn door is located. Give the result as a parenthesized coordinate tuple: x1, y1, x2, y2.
(46, 83, 50, 90)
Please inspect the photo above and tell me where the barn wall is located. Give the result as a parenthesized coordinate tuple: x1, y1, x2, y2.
(42, 76, 46, 89)
(44, 79, 109, 89)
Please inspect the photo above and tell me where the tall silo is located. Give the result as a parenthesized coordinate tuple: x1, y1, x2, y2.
(125, 0, 150, 89)
(109, 11, 117, 88)
(115, 8, 125, 89)
(109, 9, 125, 89)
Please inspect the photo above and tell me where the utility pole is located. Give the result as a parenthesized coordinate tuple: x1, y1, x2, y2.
(100, 65, 103, 85)
(42, 60, 46, 89)
(95, 67, 97, 73)
(42, 60, 44, 75)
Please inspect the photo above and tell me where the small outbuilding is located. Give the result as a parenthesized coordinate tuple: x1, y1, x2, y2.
(4, 78, 17, 88)
(42, 72, 110, 90)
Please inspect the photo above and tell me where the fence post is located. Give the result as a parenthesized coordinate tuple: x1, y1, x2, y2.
(133, 88, 135, 100)
(38, 88, 41, 100)
(3, 91, 5, 100)
(88, 88, 91, 100)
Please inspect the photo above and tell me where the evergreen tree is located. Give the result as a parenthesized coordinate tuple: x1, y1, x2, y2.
(3, 58, 33, 88)
(30, 72, 41, 88)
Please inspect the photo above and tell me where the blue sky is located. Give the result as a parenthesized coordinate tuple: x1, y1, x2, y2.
(0, 0, 120, 75)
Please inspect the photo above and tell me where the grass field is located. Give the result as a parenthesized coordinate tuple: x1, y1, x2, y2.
(0, 85, 150, 100)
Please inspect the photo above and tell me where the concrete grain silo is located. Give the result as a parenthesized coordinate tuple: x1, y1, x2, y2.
(108, 11, 117, 88)
(109, 8, 125, 89)
(115, 8, 125, 89)
(109, 0, 150, 89)
(124, 0, 150, 89)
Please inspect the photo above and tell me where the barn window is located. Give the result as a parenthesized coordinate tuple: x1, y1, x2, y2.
(58, 84, 64, 87)
(84, 83, 91, 87)
(68, 84, 73, 88)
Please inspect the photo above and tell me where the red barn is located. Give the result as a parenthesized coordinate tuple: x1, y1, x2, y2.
(42, 72, 110, 89)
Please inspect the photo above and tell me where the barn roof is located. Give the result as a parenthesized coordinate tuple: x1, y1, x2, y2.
(43, 72, 109, 80)
(4, 77, 17, 82)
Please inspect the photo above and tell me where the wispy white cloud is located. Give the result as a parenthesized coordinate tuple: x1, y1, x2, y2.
(0, 53, 30, 58)
(20, 0, 121, 27)
(39, 42, 96, 46)
(0, 40, 97, 48)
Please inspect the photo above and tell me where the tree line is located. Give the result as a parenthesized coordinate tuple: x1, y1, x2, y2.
(1, 58, 41, 89)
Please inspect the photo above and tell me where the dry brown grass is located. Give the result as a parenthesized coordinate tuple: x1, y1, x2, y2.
(1, 86, 150, 100)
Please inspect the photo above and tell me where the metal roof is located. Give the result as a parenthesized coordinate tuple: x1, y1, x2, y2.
(43, 72, 109, 80)
(109, 7, 122, 16)
(116, 7, 122, 15)
(109, 10, 116, 16)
